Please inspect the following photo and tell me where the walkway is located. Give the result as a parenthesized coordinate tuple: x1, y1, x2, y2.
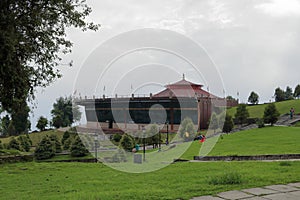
(191, 182, 300, 200)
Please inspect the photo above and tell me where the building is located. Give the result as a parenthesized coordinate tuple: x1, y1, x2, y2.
(76, 76, 238, 133)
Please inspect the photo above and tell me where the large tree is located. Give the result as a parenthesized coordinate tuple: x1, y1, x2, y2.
(36, 116, 48, 131)
(274, 87, 286, 102)
(234, 104, 249, 125)
(0, 115, 10, 136)
(294, 84, 300, 98)
(285, 86, 294, 100)
(0, 105, 30, 136)
(0, 0, 99, 114)
(51, 96, 81, 128)
(10, 100, 30, 135)
(248, 91, 259, 104)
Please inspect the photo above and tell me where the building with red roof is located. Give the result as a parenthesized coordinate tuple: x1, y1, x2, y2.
(77, 75, 238, 133)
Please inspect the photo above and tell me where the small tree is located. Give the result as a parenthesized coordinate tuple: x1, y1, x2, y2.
(18, 135, 32, 152)
(223, 114, 234, 133)
(119, 134, 135, 152)
(8, 137, 21, 151)
(146, 125, 159, 148)
(235, 104, 249, 126)
(63, 137, 74, 150)
(263, 103, 280, 126)
(210, 112, 219, 134)
(49, 135, 62, 153)
(70, 136, 88, 157)
(61, 131, 71, 145)
(34, 135, 56, 160)
(36, 116, 48, 131)
(179, 117, 196, 141)
(248, 91, 259, 104)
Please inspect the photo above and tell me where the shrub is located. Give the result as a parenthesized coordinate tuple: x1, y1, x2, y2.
(112, 134, 122, 143)
(119, 134, 135, 152)
(279, 161, 292, 166)
(17, 135, 32, 152)
(112, 149, 127, 163)
(0, 140, 3, 149)
(208, 171, 242, 185)
(70, 136, 88, 157)
(34, 135, 55, 160)
(8, 137, 21, 151)
(179, 117, 196, 141)
(293, 122, 300, 127)
(256, 118, 265, 128)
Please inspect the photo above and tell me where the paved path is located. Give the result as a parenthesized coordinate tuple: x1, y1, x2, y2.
(191, 182, 300, 200)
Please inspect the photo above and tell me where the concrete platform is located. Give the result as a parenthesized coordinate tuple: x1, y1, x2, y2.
(190, 182, 300, 200)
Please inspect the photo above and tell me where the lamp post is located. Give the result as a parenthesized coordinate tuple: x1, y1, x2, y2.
(159, 125, 161, 151)
(166, 121, 169, 145)
(142, 126, 146, 162)
(94, 133, 98, 163)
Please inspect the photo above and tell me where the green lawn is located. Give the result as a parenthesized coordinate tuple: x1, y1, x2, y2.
(1, 126, 300, 199)
(227, 99, 300, 118)
(181, 126, 300, 159)
(0, 161, 300, 200)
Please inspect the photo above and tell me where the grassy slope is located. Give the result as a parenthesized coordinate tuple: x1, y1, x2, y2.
(181, 126, 300, 159)
(0, 129, 64, 146)
(209, 126, 300, 156)
(227, 99, 300, 118)
(0, 161, 300, 200)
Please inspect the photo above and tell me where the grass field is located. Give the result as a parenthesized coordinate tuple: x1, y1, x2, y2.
(181, 126, 300, 160)
(0, 161, 300, 200)
(1, 126, 300, 199)
(227, 99, 300, 118)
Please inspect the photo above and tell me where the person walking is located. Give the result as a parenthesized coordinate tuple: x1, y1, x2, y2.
(290, 107, 295, 119)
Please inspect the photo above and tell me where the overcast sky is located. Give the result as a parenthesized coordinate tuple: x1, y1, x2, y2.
(31, 0, 300, 130)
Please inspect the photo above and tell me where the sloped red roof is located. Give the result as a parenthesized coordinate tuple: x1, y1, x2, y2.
(166, 79, 203, 87)
(154, 77, 218, 98)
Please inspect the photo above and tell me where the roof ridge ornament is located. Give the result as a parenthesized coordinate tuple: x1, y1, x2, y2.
(182, 73, 185, 80)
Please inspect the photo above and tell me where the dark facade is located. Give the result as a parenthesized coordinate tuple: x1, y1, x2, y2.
(77, 77, 238, 132)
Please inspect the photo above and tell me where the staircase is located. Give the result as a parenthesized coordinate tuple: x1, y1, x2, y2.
(275, 114, 300, 126)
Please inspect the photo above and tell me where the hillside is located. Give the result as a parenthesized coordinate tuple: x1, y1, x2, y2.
(181, 126, 300, 159)
(227, 99, 300, 118)
(0, 129, 64, 146)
